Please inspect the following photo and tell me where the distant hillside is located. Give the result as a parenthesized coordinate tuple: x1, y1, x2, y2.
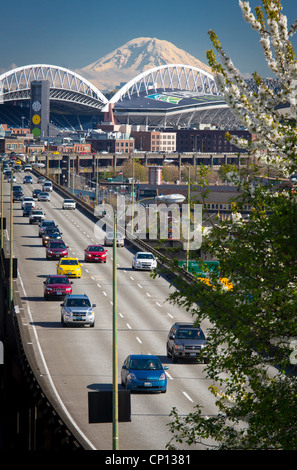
(76, 37, 212, 91)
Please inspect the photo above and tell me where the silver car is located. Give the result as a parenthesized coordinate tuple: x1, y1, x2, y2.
(38, 191, 50, 201)
(61, 294, 95, 327)
(104, 231, 125, 247)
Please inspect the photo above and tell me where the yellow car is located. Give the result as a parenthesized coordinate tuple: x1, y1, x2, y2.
(57, 257, 82, 278)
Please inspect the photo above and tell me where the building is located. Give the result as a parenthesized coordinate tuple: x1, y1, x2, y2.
(130, 130, 176, 152)
(175, 129, 251, 153)
(87, 129, 134, 154)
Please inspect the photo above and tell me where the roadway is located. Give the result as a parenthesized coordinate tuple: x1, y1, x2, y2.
(3, 171, 219, 451)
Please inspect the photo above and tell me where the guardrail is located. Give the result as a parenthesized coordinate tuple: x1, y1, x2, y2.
(1, 168, 197, 449)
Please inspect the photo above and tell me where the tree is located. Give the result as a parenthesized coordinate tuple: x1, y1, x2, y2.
(166, 1, 297, 450)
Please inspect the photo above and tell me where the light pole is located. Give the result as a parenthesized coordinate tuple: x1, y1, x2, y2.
(112, 209, 119, 450)
(9, 169, 13, 310)
(1, 161, 3, 250)
(186, 166, 191, 272)
(111, 191, 186, 449)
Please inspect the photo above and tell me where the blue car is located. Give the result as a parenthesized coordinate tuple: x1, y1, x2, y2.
(23, 175, 33, 184)
(121, 355, 168, 393)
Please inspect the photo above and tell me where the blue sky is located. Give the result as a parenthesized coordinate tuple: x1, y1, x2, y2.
(0, 0, 296, 77)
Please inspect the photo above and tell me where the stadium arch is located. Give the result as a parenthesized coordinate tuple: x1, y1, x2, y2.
(0, 64, 108, 131)
(104, 64, 240, 129)
(0, 64, 108, 109)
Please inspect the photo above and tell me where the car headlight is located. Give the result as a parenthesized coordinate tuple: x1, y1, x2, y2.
(174, 345, 184, 350)
(127, 373, 136, 381)
(159, 373, 166, 380)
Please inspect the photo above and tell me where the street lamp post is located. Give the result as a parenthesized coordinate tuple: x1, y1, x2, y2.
(112, 209, 119, 450)
(1, 162, 3, 250)
(111, 191, 186, 449)
(9, 169, 13, 310)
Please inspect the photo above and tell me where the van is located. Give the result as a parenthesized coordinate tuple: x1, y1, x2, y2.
(43, 181, 53, 192)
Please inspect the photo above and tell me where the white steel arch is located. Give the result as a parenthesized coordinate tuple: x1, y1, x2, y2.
(0, 64, 108, 109)
(107, 64, 219, 106)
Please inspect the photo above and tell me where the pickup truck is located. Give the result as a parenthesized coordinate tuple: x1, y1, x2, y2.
(29, 209, 45, 224)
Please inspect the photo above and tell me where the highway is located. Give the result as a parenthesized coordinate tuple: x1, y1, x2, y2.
(3, 170, 218, 451)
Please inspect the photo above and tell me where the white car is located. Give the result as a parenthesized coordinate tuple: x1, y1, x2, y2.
(22, 196, 35, 208)
(62, 198, 76, 210)
(132, 252, 157, 270)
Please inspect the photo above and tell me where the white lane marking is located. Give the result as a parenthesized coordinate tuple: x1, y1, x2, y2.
(136, 337, 142, 344)
(156, 302, 162, 307)
(167, 312, 174, 319)
(166, 371, 173, 380)
(130, 276, 134, 281)
(137, 284, 142, 288)
(97, 283, 101, 288)
(103, 291, 107, 296)
(183, 391, 194, 402)
(146, 293, 151, 297)
(126, 323, 131, 329)
(17, 271, 96, 450)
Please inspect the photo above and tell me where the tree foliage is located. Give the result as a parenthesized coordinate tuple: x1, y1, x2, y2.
(167, 1, 297, 450)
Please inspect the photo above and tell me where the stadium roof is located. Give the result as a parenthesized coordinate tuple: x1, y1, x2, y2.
(1, 63, 282, 131)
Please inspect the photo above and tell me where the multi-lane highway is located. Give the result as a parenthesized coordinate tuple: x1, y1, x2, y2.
(3, 170, 218, 451)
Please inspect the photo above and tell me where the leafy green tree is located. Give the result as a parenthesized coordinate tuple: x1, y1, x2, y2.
(167, 1, 297, 450)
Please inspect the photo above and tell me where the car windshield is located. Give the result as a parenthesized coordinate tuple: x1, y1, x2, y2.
(66, 298, 91, 307)
(45, 228, 59, 233)
(32, 211, 43, 215)
(176, 329, 205, 339)
(60, 259, 78, 265)
(88, 246, 104, 252)
(107, 232, 123, 239)
(129, 358, 163, 370)
(49, 242, 65, 248)
(42, 221, 55, 227)
(48, 277, 69, 284)
(64, 199, 74, 203)
(137, 253, 154, 259)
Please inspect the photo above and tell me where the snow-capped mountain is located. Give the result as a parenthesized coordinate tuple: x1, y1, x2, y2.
(76, 37, 211, 92)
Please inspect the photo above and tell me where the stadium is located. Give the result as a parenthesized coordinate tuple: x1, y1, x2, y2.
(0, 63, 282, 134)
(0, 63, 242, 134)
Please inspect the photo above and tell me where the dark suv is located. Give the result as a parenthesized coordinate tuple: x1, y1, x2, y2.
(166, 322, 207, 363)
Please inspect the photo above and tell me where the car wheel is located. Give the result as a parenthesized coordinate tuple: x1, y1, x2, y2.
(90, 322, 95, 328)
(61, 316, 67, 327)
(172, 353, 178, 363)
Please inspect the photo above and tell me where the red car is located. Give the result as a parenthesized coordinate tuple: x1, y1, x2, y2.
(84, 244, 108, 263)
(46, 240, 69, 259)
(43, 274, 72, 300)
